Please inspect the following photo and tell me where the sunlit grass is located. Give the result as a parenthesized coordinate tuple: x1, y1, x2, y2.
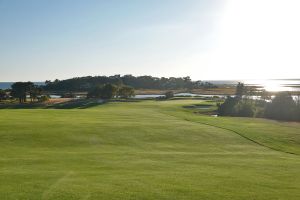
(0, 100, 299, 200)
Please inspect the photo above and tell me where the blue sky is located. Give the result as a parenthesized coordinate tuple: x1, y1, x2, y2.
(0, 0, 299, 81)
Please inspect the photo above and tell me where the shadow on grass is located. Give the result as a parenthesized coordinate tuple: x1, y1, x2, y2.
(0, 103, 45, 109)
(0, 99, 104, 109)
(183, 104, 213, 109)
(46, 99, 106, 109)
(0, 99, 142, 109)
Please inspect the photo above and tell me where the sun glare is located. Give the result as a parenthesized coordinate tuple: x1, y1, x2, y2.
(263, 81, 285, 92)
(198, 0, 300, 80)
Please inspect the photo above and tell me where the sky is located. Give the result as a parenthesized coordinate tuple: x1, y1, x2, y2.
(0, 0, 299, 81)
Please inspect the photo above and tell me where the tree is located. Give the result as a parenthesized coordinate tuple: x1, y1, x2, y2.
(264, 92, 297, 121)
(0, 89, 7, 101)
(87, 86, 103, 99)
(165, 91, 174, 99)
(235, 82, 246, 99)
(260, 89, 271, 101)
(296, 92, 300, 120)
(42, 75, 216, 91)
(234, 100, 255, 117)
(101, 84, 118, 99)
(117, 86, 135, 98)
(29, 86, 42, 102)
(217, 96, 239, 116)
(87, 84, 118, 99)
(38, 95, 49, 102)
(10, 82, 34, 103)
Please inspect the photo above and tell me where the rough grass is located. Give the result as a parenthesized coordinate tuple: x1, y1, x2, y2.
(0, 100, 299, 200)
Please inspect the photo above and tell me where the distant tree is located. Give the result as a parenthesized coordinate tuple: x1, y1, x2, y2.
(217, 96, 239, 116)
(260, 89, 271, 101)
(61, 92, 75, 98)
(45, 80, 51, 84)
(218, 96, 255, 117)
(29, 86, 42, 102)
(246, 86, 257, 97)
(235, 82, 246, 99)
(165, 91, 174, 99)
(42, 75, 216, 91)
(234, 100, 256, 117)
(219, 83, 256, 116)
(10, 82, 34, 103)
(264, 92, 297, 121)
(0, 89, 7, 101)
(117, 86, 135, 98)
(87, 86, 102, 99)
(296, 92, 300, 120)
(87, 84, 118, 99)
(38, 95, 49, 102)
(101, 84, 118, 99)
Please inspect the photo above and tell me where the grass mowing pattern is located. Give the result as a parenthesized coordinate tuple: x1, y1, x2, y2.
(0, 100, 300, 199)
(158, 100, 300, 155)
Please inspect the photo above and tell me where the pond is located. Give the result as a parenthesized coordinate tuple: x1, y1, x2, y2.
(49, 95, 62, 99)
(133, 93, 227, 99)
(134, 94, 165, 99)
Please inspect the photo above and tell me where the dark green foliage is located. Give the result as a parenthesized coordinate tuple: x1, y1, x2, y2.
(218, 97, 255, 117)
(38, 95, 49, 102)
(61, 93, 75, 98)
(297, 95, 300, 119)
(0, 89, 7, 101)
(87, 86, 103, 99)
(259, 89, 271, 101)
(217, 96, 238, 116)
(117, 86, 135, 98)
(218, 83, 300, 121)
(234, 100, 256, 117)
(43, 75, 216, 91)
(235, 82, 246, 98)
(87, 84, 118, 99)
(255, 107, 265, 118)
(101, 84, 118, 99)
(29, 85, 42, 102)
(165, 91, 174, 99)
(264, 92, 298, 121)
(10, 82, 43, 103)
(10, 82, 34, 103)
(219, 89, 299, 121)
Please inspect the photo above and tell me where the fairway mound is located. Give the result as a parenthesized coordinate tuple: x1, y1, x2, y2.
(183, 104, 213, 109)
(47, 99, 104, 109)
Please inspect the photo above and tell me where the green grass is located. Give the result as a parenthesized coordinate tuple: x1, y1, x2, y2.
(0, 100, 299, 199)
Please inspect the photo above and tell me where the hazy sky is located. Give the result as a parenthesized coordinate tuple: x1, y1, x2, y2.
(0, 0, 299, 81)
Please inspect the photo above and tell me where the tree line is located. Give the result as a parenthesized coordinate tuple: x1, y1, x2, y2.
(43, 75, 216, 91)
(0, 82, 135, 103)
(0, 82, 47, 103)
(87, 84, 135, 99)
(217, 83, 300, 121)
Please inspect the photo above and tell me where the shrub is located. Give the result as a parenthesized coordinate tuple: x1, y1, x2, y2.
(39, 95, 49, 102)
(61, 93, 75, 98)
(87, 84, 118, 99)
(234, 101, 255, 117)
(264, 92, 297, 121)
(165, 91, 174, 99)
(217, 96, 238, 116)
(118, 86, 135, 98)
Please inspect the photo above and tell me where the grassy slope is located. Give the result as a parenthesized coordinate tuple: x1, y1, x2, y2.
(157, 100, 300, 155)
(0, 100, 299, 200)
